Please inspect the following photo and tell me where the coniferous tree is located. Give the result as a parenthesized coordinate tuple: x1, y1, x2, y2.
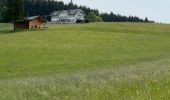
(0, 10, 2, 21)
(5, 0, 24, 22)
(0, 7, 8, 22)
(144, 17, 149, 22)
(0, 0, 7, 8)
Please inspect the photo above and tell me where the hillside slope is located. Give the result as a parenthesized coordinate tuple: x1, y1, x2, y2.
(0, 23, 170, 99)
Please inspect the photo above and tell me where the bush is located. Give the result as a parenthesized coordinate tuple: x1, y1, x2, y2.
(96, 16, 102, 22)
(87, 11, 102, 22)
(84, 18, 90, 23)
(87, 12, 97, 22)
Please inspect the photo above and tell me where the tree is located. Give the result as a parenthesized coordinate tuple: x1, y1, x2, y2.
(67, 0, 74, 9)
(100, 12, 153, 23)
(87, 11, 102, 22)
(0, 10, 2, 22)
(0, 7, 8, 22)
(5, 0, 24, 22)
(0, 0, 7, 9)
(87, 12, 97, 22)
(96, 16, 102, 22)
(144, 17, 149, 22)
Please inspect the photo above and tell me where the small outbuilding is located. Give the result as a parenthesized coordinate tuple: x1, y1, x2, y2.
(14, 16, 45, 30)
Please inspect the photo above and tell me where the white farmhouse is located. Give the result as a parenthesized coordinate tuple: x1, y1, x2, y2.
(50, 9, 86, 24)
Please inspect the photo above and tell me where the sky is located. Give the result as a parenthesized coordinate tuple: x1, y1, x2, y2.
(59, 0, 170, 23)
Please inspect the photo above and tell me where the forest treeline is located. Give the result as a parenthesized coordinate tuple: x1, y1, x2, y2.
(0, 0, 154, 23)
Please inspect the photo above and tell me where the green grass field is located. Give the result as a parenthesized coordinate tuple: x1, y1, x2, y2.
(0, 23, 170, 99)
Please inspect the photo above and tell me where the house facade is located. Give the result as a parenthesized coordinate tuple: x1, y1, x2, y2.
(50, 9, 86, 24)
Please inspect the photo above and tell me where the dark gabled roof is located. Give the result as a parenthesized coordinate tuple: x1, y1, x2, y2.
(50, 9, 86, 16)
(68, 9, 86, 16)
(50, 10, 67, 16)
(68, 9, 80, 15)
(50, 11, 59, 16)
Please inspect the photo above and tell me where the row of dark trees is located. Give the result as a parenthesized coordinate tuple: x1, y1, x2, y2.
(0, 0, 154, 23)
(0, 0, 7, 8)
(0, 0, 24, 22)
(24, 0, 99, 17)
(100, 12, 154, 22)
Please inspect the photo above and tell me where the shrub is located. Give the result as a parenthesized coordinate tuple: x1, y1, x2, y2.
(87, 11, 102, 22)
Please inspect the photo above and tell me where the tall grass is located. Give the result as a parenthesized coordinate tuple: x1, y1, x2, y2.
(0, 59, 170, 99)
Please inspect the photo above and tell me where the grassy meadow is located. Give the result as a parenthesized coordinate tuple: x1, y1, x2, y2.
(0, 23, 170, 99)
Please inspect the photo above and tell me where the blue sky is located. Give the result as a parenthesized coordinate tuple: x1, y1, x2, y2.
(60, 0, 170, 23)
